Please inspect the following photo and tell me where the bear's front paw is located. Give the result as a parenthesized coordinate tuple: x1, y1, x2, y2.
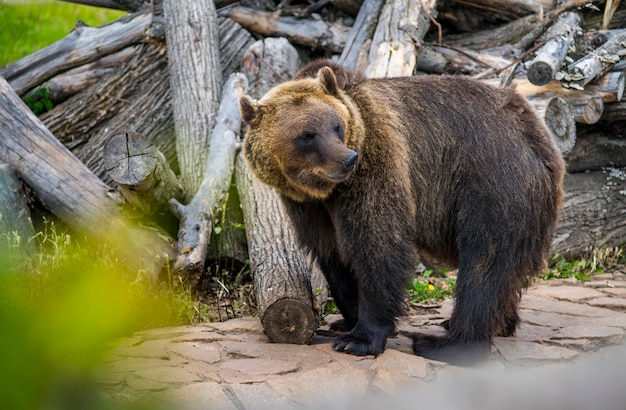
(332, 333, 385, 356)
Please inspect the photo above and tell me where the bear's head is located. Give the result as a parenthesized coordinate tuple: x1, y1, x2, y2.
(240, 67, 364, 202)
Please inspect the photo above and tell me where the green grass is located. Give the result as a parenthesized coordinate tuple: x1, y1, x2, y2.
(0, 220, 213, 409)
(0, 0, 125, 67)
(408, 270, 456, 305)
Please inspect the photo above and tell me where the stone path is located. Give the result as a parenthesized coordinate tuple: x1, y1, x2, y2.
(96, 272, 626, 409)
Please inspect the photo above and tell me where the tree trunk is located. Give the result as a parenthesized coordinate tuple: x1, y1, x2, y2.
(103, 132, 184, 215)
(526, 11, 581, 86)
(565, 121, 626, 173)
(237, 37, 320, 344)
(365, 0, 437, 78)
(0, 163, 36, 259)
(170, 73, 248, 286)
(337, 0, 385, 70)
(553, 169, 626, 258)
(218, 6, 351, 54)
(0, 78, 172, 276)
(163, 0, 223, 199)
(0, 12, 152, 96)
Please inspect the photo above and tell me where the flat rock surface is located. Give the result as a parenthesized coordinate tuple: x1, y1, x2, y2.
(97, 272, 626, 409)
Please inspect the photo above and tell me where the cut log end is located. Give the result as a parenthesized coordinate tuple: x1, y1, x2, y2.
(527, 61, 554, 86)
(261, 298, 318, 344)
(545, 97, 577, 153)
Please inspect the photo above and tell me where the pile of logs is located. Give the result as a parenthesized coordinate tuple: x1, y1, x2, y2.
(0, 0, 625, 343)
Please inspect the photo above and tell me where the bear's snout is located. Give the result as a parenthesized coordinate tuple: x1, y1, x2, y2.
(342, 151, 358, 170)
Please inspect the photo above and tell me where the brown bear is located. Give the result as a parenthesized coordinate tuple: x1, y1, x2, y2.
(239, 60, 565, 365)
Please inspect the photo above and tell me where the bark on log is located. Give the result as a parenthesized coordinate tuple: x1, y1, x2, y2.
(486, 77, 607, 124)
(365, 0, 437, 78)
(602, 102, 626, 121)
(454, 0, 554, 19)
(565, 121, 626, 173)
(0, 78, 172, 276)
(0, 12, 152, 96)
(24, 46, 137, 106)
(237, 37, 320, 344)
(526, 11, 582, 86)
(553, 169, 626, 258)
(170, 73, 248, 286)
(163, 0, 223, 199)
(444, 14, 540, 50)
(0, 163, 36, 258)
(337, 0, 385, 69)
(562, 30, 626, 89)
(104, 132, 184, 215)
(219, 6, 351, 54)
(417, 44, 512, 75)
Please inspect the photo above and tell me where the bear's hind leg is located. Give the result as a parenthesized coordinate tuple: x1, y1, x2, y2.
(413, 251, 524, 365)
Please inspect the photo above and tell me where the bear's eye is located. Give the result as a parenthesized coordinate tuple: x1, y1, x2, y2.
(297, 132, 316, 142)
(334, 124, 344, 141)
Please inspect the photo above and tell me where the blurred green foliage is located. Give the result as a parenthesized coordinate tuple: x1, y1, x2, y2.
(0, 0, 124, 67)
(0, 221, 192, 409)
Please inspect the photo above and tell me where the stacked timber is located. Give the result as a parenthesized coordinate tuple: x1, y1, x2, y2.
(0, 0, 625, 341)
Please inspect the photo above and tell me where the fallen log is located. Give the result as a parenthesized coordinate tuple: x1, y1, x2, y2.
(163, 0, 223, 199)
(562, 29, 626, 89)
(444, 14, 540, 50)
(0, 163, 36, 259)
(337, 0, 385, 70)
(218, 6, 350, 54)
(24, 46, 137, 106)
(237, 37, 320, 344)
(365, 0, 437, 78)
(104, 132, 184, 216)
(602, 102, 626, 121)
(525, 96, 577, 153)
(417, 44, 512, 75)
(0, 12, 152, 96)
(169, 73, 248, 286)
(565, 121, 626, 173)
(526, 11, 582, 86)
(0, 77, 172, 276)
(553, 168, 626, 258)
(454, 0, 554, 18)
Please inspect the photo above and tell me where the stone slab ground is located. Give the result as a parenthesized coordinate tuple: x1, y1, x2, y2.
(95, 271, 626, 409)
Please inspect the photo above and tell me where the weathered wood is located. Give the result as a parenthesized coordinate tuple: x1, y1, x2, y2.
(24, 46, 137, 106)
(170, 73, 248, 285)
(525, 96, 577, 153)
(487, 77, 606, 124)
(454, 0, 554, 18)
(337, 0, 385, 69)
(418, 44, 513, 76)
(365, 0, 437, 78)
(444, 14, 540, 50)
(603, 102, 626, 121)
(219, 6, 351, 54)
(565, 122, 626, 173)
(58, 0, 146, 12)
(0, 77, 172, 276)
(104, 132, 184, 215)
(0, 163, 36, 259)
(237, 37, 320, 344)
(526, 11, 582, 86)
(0, 12, 152, 96)
(163, 0, 223, 199)
(553, 169, 626, 258)
(562, 30, 626, 89)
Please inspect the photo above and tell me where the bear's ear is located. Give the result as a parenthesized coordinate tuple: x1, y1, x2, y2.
(239, 95, 260, 125)
(318, 66, 339, 96)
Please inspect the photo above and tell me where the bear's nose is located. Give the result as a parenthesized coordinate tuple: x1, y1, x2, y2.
(342, 151, 358, 170)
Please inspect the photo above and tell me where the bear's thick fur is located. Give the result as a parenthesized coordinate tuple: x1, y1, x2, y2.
(239, 60, 565, 365)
